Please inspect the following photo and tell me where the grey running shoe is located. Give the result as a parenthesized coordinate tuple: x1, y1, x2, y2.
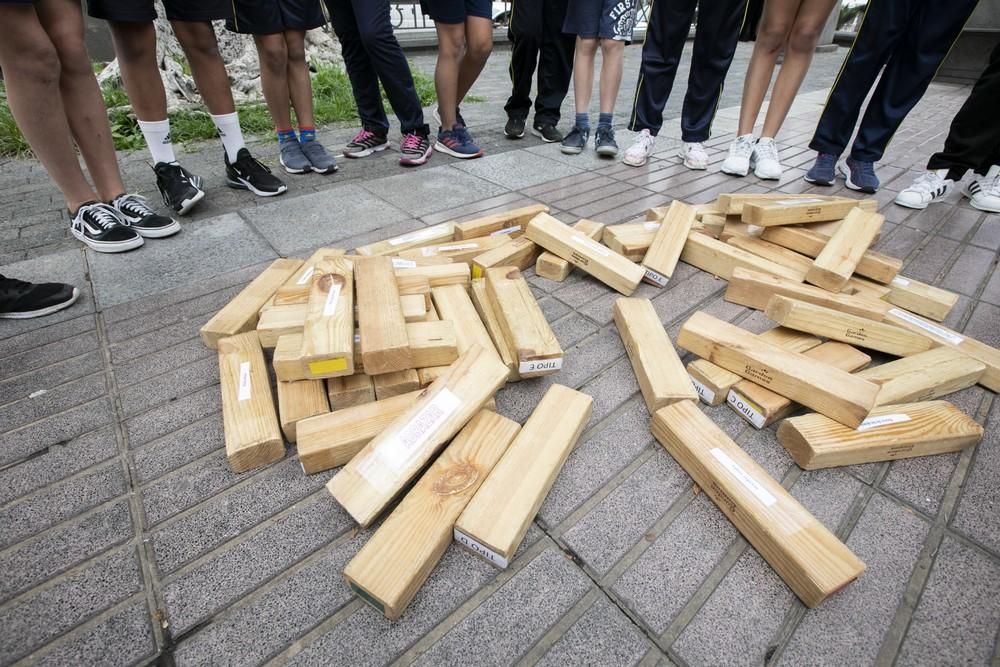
(300, 140, 338, 174)
(595, 126, 619, 157)
(560, 126, 589, 155)
(279, 140, 311, 174)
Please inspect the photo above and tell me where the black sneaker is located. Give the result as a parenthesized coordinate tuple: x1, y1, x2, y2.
(595, 126, 619, 157)
(153, 162, 204, 215)
(225, 148, 288, 197)
(399, 130, 433, 166)
(505, 116, 526, 139)
(0, 274, 80, 319)
(70, 202, 143, 253)
(111, 193, 180, 238)
(560, 126, 589, 155)
(344, 128, 390, 158)
(532, 123, 562, 143)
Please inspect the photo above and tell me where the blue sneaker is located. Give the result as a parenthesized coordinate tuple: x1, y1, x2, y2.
(804, 152, 837, 185)
(435, 124, 483, 159)
(841, 157, 880, 193)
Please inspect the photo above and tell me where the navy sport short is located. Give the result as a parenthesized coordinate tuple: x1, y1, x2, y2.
(87, 0, 231, 22)
(227, 0, 326, 34)
(421, 0, 492, 24)
(562, 0, 637, 41)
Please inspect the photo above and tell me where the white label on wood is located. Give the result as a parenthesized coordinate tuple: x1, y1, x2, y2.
(571, 234, 610, 257)
(454, 528, 509, 568)
(322, 283, 342, 317)
(237, 362, 252, 401)
(643, 267, 669, 287)
(643, 222, 661, 230)
(429, 243, 477, 254)
(389, 228, 437, 246)
(891, 276, 911, 287)
(490, 224, 522, 236)
(690, 376, 716, 404)
(888, 308, 964, 345)
(857, 413, 912, 431)
(711, 448, 777, 507)
(519, 358, 563, 374)
(377, 388, 462, 471)
(296, 266, 315, 285)
(392, 258, 417, 269)
(775, 198, 825, 206)
(727, 390, 766, 429)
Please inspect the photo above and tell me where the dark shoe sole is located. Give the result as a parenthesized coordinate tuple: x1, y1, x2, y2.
(531, 127, 560, 143)
(0, 287, 80, 319)
(596, 145, 619, 158)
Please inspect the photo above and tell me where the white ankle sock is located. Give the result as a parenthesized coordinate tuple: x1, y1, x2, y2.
(211, 112, 245, 162)
(138, 118, 176, 165)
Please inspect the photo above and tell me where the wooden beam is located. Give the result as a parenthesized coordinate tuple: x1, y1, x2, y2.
(884, 275, 959, 322)
(470, 237, 540, 279)
(469, 278, 519, 380)
(273, 333, 308, 381)
(398, 235, 512, 265)
(759, 226, 901, 284)
(276, 378, 329, 442)
(857, 347, 985, 406)
(455, 384, 592, 567)
(328, 344, 510, 526)
(298, 390, 422, 474)
(640, 201, 696, 286)
(525, 212, 645, 295)
(356, 256, 413, 375)
(395, 263, 471, 288)
(344, 410, 520, 619)
(725, 268, 891, 320)
(727, 342, 871, 429)
(652, 400, 865, 607)
(724, 236, 814, 281)
(765, 295, 932, 357)
(355, 222, 454, 256)
(406, 320, 459, 368)
(373, 369, 421, 400)
(614, 297, 697, 411)
(805, 209, 884, 292)
(300, 256, 355, 379)
(218, 331, 284, 473)
(485, 267, 563, 377)
(680, 232, 803, 281)
(778, 401, 983, 469)
(256, 303, 306, 348)
(716, 193, 840, 216)
(536, 219, 604, 282)
(677, 311, 879, 427)
(698, 213, 726, 238)
(202, 258, 303, 348)
(602, 221, 659, 261)
(265, 247, 348, 307)
(396, 275, 431, 309)
(453, 204, 549, 239)
(431, 284, 502, 364)
(326, 372, 376, 410)
(741, 198, 867, 226)
(401, 294, 428, 323)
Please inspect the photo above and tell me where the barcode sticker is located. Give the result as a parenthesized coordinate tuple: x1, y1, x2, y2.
(237, 362, 252, 401)
(775, 198, 825, 206)
(454, 529, 509, 568)
(374, 388, 461, 471)
(389, 228, 437, 246)
(571, 234, 610, 257)
(392, 258, 417, 269)
(891, 276, 911, 287)
(727, 390, 766, 428)
(857, 413, 911, 431)
(490, 224, 521, 236)
(322, 283, 342, 317)
(711, 448, 776, 506)
(295, 266, 315, 285)
(691, 376, 716, 404)
(888, 308, 964, 345)
(519, 357, 562, 374)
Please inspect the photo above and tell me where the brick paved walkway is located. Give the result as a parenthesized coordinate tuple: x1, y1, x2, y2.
(0, 42, 998, 666)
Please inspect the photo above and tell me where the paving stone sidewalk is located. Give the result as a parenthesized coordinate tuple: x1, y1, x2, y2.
(1, 42, 999, 666)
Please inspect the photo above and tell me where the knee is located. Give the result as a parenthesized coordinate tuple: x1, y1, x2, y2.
(787, 24, 823, 53)
(600, 39, 624, 57)
(47, 27, 92, 77)
(467, 36, 492, 63)
(109, 22, 156, 63)
(7, 41, 61, 86)
(755, 25, 790, 54)
(576, 37, 599, 56)
(285, 39, 306, 65)
(257, 40, 287, 73)
(176, 23, 222, 60)
(437, 33, 466, 60)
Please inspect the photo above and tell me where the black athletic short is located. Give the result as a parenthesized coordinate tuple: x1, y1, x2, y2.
(0, 0, 38, 5)
(226, 0, 325, 34)
(421, 0, 492, 24)
(87, 0, 231, 22)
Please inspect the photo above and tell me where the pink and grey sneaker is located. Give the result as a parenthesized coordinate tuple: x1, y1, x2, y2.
(435, 124, 483, 159)
(344, 128, 389, 158)
(399, 130, 433, 166)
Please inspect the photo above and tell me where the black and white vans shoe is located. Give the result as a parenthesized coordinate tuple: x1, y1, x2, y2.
(112, 193, 181, 238)
(70, 202, 144, 253)
(0, 274, 79, 319)
(154, 162, 205, 215)
(225, 148, 288, 197)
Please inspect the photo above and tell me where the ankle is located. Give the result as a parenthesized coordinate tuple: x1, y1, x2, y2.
(575, 112, 590, 130)
(597, 112, 613, 130)
(298, 126, 316, 143)
(277, 128, 297, 144)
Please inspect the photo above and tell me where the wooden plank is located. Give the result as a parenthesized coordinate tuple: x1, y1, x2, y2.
(273, 333, 308, 381)
(725, 268, 891, 320)
(356, 256, 413, 375)
(677, 311, 879, 427)
(201, 258, 303, 348)
(406, 320, 459, 368)
(276, 378, 329, 442)
(453, 204, 549, 239)
(741, 198, 866, 226)
(525, 212, 644, 295)
(298, 390, 421, 474)
(727, 342, 871, 429)
(469, 278, 519, 380)
(858, 347, 986, 406)
(373, 369, 421, 400)
(398, 235, 511, 265)
(536, 219, 605, 282)
(759, 226, 902, 284)
(218, 331, 284, 473)
(401, 294, 428, 323)
(716, 193, 840, 216)
(652, 401, 865, 607)
(396, 275, 431, 309)
(614, 297, 697, 411)
(269, 247, 347, 306)
(395, 263, 471, 288)
(256, 303, 306, 348)
(764, 295, 932, 356)
(300, 256, 354, 379)
(602, 221, 659, 261)
(805, 209, 884, 292)
(698, 213, 726, 238)
(485, 267, 563, 377)
(687, 327, 822, 405)
(681, 232, 803, 282)
(725, 236, 814, 281)
(640, 201, 697, 286)
(778, 401, 984, 469)
(328, 344, 510, 526)
(431, 284, 501, 363)
(846, 275, 892, 299)
(326, 372, 376, 410)
(884, 275, 959, 322)
(470, 237, 540, 279)
(344, 410, 520, 619)
(355, 222, 454, 256)
(455, 384, 592, 567)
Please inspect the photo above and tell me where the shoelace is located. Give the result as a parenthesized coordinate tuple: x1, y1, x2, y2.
(982, 171, 1000, 196)
(117, 194, 154, 217)
(401, 133, 423, 151)
(686, 143, 706, 158)
(730, 137, 754, 157)
(815, 153, 837, 169)
(755, 140, 779, 163)
(855, 160, 876, 180)
(635, 132, 655, 151)
(910, 172, 945, 194)
(80, 203, 123, 230)
(454, 126, 475, 145)
(236, 153, 272, 176)
(351, 129, 375, 145)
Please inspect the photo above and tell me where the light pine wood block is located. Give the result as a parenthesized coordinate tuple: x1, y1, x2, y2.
(431, 284, 502, 364)
(201, 258, 303, 348)
(741, 198, 866, 226)
(406, 320, 459, 368)
(469, 278, 519, 380)
(355, 222, 455, 256)
(725, 268, 891, 320)
(256, 302, 307, 348)
(401, 294, 428, 323)
(716, 193, 841, 215)
(602, 221, 660, 261)
(759, 226, 901, 284)
(470, 237, 540, 279)
(218, 331, 284, 473)
(640, 201, 696, 286)
(778, 401, 983, 469)
(343, 410, 520, 619)
(724, 236, 815, 282)
(395, 263, 471, 288)
(356, 256, 413, 375)
(373, 369, 421, 400)
(270, 247, 347, 306)
(398, 235, 511, 265)
(680, 232, 803, 282)
(326, 372, 376, 410)
(536, 219, 605, 282)
(485, 267, 562, 377)
(805, 209, 884, 292)
(300, 256, 355, 379)
(858, 347, 986, 406)
(456, 384, 592, 567)
(273, 333, 308, 381)
(652, 400, 865, 607)
(277, 378, 330, 442)
(328, 344, 510, 526)
(396, 275, 432, 309)
(884, 275, 959, 322)
(453, 204, 549, 239)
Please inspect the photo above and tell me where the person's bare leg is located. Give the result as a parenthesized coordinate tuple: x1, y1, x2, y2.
(573, 37, 599, 114)
(106, 21, 168, 120)
(253, 33, 293, 129)
(0, 3, 98, 210)
(433, 22, 466, 129)
(35, 0, 125, 202)
(284, 29, 315, 128)
(736, 0, 799, 136)
(170, 20, 237, 114)
(598, 39, 624, 114)
(760, 0, 837, 138)
(455, 16, 493, 105)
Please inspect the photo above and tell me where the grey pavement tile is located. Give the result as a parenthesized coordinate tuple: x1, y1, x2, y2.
(0, 328, 99, 381)
(905, 204, 953, 234)
(0, 249, 94, 337)
(142, 449, 248, 527)
(734, 424, 795, 480)
(0, 460, 127, 549)
(0, 372, 107, 432)
(555, 326, 627, 390)
(576, 191, 669, 226)
(0, 351, 103, 410)
(901, 236, 959, 283)
(939, 244, 996, 296)
(537, 596, 652, 667)
(896, 537, 1000, 666)
(0, 397, 114, 467)
(880, 452, 959, 517)
(494, 374, 558, 424)
(544, 179, 635, 213)
(125, 383, 220, 448)
(651, 270, 727, 327)
(454, 150, 585, 189)
(521, 170, 614, 199)
(0, 500, 133, 603)
(413, 548, 592, 667)
(961, 301, 1000, 349)
(113, 337, 213, 388)
(790, 468, 863, 531)
(131, 415, 225, 483)
(31, 601, 157, 667)
(970, 215, 1000, 249)
(537, 295, 573, 323)
(360, 164, 508, 217)
(562, 448, 690, 577)
(106, 293, 230, 358)
(150, 456, 327, 574)
(551, 312, 599, 350)
(873, 224, 931, 261)
(937, 207, 982, 242)
(777, 494, 930, 666)
(120, 355, 218, 418)
(0, 547, 143, 664)
(0, 312, 95, 358)
(579, 357, 641, 427)
(980, 263, 1000, 306)
(944, 294, 974, 331)
(951, 406, 1000, 555)
(420, 191, 535, 226)
(162, 494, 352, 634)
(526, 141, 627, 172)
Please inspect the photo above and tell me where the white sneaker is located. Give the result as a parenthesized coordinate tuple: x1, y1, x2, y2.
(895, 170, 953, 210)
(623, 129, 656, 167)
(751, 137, 783, 180)
(679, 141, 708, 170)
(720, 134, 756, 176)
(964, 164, 1000, 213)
